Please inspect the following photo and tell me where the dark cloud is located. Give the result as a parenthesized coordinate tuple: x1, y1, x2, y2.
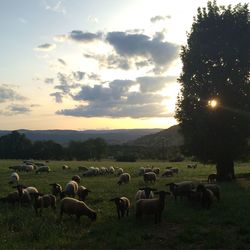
(106, 31, 179, 73)
(45, 78, 54, 84)
(150, 15, 171, 23)
(69, 30, 102, 42)
(0, 85, 26, 103)
(0, 104, 31, 115)
(58, 58, 66, 66)
(88, 73, 101, 81)
(50, 92, 64, 103)
(35, 43, 56, 51)
(73, 71, 85, 81)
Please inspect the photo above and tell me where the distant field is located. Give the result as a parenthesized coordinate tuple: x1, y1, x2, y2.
(0, 160, 250, 249)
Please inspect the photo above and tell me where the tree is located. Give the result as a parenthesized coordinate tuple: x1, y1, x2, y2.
(175, 1, 250, 181)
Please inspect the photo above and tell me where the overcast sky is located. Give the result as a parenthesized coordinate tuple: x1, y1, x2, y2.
(0, 0, 243, 130)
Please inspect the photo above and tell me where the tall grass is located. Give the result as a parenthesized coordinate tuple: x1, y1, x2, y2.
(0, 160, 250, 249)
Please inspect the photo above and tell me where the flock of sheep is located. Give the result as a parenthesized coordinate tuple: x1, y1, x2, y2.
(1, 161, 220, 225)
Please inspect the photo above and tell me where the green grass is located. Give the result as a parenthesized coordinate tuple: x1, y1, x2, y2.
(0, 159, 250, 249)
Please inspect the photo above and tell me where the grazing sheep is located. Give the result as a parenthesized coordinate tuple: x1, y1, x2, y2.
(197, 184, 214, 209)
(162, 169, 173, 177)
(135, 187, 156, 201)
(204, 183, 220, 201)
(30, 193, 56, 215)
(24, 164, 35, 172)
(9, 164, 34, 172)
(62, 180, 78, 198)
(78, 166, 88, 171)
(108, 166, 115, 174)
(136, 191, 171, 224)
(170, 167, 179, 174)
(60, 197, 97, 223)
(207, 173, 217, 183)
(152, 168, 160, 175)
(138, 167, 145, 176)
(77, 186, 91, 201)
(82, 168, 96, 177)
(13, 184, 39, 204)
(187, 163, 197, 169)
(166, 181, 196, 201)
(116, 168, 124, 176)
(117, 173, 131, 185)
(49, 183, 63, 198)
(36, 166, 51, 174)
(143, 172, 157, 183)
(62, 165, 70, 170)
(72, 175, 81, 184)
(110, 197, 130, 219)
(9, 172, 19, 185)
(0, 191, 20, 205)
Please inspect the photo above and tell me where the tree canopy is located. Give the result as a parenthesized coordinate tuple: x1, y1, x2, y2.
(175, 1, 250, 180)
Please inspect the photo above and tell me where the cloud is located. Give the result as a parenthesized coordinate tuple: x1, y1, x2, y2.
(106, 31, 179, 73)
(88, 16, 98, 23)
(0, 104, 31, 116)
(137, 76, 177, 93)
(53, 34, 67, 42)
(45, 78, 54, 84)
(73, 71, 85, 81)
(0, 85, 26, 103)
(150, 15, 171, 23)
(50, 92, 64, 103)
(55, 78, 172, 118)
(44, 0, 66, 14)
(34, 43, 56, 51)
(69, 30, 102, 42)
(58, 58, 66, 66)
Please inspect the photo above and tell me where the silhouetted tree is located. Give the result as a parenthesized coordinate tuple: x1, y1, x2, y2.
(176, 1, 250, 181)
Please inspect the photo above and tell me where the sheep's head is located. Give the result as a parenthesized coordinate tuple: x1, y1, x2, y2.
(139, 187, 157, 198)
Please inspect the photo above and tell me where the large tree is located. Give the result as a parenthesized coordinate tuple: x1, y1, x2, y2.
(175, 1, 250, 181)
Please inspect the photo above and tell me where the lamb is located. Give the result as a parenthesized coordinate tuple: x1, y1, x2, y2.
(135, 191, 171, 224)
(30, 193, 56, 215)
(49, 183, 63, 198)
(36, 166, 51, 174)
(117, 173, 131, 185)
(72, 175, 81, 184)
(207, 173, 217, 183)
(166, 181, 196, 201)
(60, 197, 97, 223)
(9, 172, 19, 185)
(77, 186, 91, 201)
(110, 197, 130, 219)
(196, 184, 214, 209)
(135, 187, 156, 201)
(143, 172, 157, 183)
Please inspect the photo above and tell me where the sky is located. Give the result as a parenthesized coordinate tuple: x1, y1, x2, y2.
(0, 0, 244, 130)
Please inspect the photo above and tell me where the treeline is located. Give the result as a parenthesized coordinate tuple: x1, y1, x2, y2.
(0, 131, 186, 161)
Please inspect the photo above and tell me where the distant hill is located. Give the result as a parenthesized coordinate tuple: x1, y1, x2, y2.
(0, 129, 162, 145)
(128, 125, 184, 147)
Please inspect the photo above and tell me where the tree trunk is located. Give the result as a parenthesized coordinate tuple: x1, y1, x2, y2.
(216, 158, 235, 182)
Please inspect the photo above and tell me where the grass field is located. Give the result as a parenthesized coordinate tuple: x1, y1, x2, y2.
(0, 159, 250, 250)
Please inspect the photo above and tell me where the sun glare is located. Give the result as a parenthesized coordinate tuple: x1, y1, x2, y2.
(208, 99, 218, 109)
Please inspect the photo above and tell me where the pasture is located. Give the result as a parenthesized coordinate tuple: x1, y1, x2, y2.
(0, 159, 250, 249)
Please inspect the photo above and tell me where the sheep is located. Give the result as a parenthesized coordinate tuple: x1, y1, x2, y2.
(170, 167, 179, 174)
(108, 166, 115, 174)
(162, 169, 173, 177)
(116, 168, 124, 176)
(204, 183, 220, 201)
(9, 172, 19, 185)
(24, 164, 35, 172)
(207, 173, 217, 183)
(62, 180, 78, 198)
(49, 183, 63, 198)
(36, 166, 51, 174)
(152, 168, 160, 175)
(138, 167, 145, 176)
(143, 172, 157, 183)
(13, 184, 39, 205)
(135, 187, 156, 201)
(0, 191, 20, 205)
(78, 166, 88, 171)
(60, 197, 97, 223)
(9, 164, 34, 172)
(135, 191, 171, 224)
(117, 173, 131, 185)
(62, 165, 71, 170)
(82, 168, 96, 177)
(166, 181, 196, 201)
(72, 175, 81, 184)
(187, 163, 197, 169)
(110, 197, 130, 219)
(30, 193, 56, 215)
(77, 186, 91, 201)
(196, 184, 214, 209)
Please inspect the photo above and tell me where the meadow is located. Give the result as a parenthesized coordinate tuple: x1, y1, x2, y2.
(0, 159, 250, 250)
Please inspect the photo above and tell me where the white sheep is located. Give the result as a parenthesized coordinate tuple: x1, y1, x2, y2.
(30, 193, 56, 215)
(9, 172, 19, 185)
(117, 173, 131, 185)
(49, 183, 63, 198)
(116, 168, 124, 176)
(135, 187, 156, 201)
(77, 186, 91, 201)
(13, 184, 39, 204)
(143, 172, 157, 183)
(36, 166, 51, 174)
(110, 197, 130, 219)
(72, 175, 81, 184)
(60, 197, 97, 223)
(136, 191, 171, 224)
(62, 180, 78, 198)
